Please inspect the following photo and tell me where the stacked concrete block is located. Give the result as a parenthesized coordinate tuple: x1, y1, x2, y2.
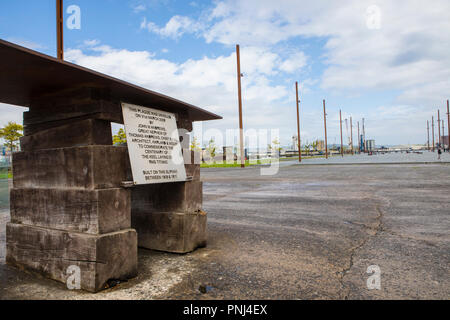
(6, 90, 137, 292)
(131, 149, 207, 254)
(6, 86, 208, 292)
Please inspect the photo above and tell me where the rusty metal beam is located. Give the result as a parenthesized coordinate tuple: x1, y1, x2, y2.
(362, 118, 366, 153)
(340, 110, 343, 157)
(236, 45, 245, 168)
(296, 82, 301, 162)
(357, 121, 360, 154)
(447, 100, 450, 150)
(432, 116, 435, 152)
(350, 116, 353, 155)
(323, 100, 328, 159)
(56, 0, 64, 60)
(438, 110, 441, 148)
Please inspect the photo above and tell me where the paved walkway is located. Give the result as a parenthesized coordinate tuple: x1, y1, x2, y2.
(292, 151, 450, 165)
(0, 163, 449, 299)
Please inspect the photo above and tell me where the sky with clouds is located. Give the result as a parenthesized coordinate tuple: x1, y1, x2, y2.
(0, 0, 449, 147)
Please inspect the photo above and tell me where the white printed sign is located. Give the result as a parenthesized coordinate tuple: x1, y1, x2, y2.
(121, 103, 187, 185)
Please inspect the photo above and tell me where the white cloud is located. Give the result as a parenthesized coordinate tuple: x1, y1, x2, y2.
(279, 51, 308, 73)
(141, 16, 201, 39)
(4, 1, 447, 146)
(133, 4, 146, 13)
(83, 39, 100, 47)
(64, 43, 300, 146)
(197, 0, 450, 108)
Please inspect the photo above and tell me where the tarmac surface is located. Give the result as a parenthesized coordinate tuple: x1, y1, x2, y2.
(287, 150, 450, 165)
(0, 157, 449, 299)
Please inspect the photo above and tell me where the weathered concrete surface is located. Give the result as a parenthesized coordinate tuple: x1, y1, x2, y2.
(6, 223, 137, 292)
(131, 180, 205, 253)
(132, 181, 202, 214)
(0, 164, 449, 299)
(10, 188, 131, 234)
(132, 211, 207, 253)
(12, 146, 132, 189)
(20, 119, 112, 151)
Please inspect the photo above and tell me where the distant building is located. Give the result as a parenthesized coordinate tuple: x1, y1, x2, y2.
(222, 146, 234, 163)
(316, 140, 325, 151)
(441, 136, 449, 147)
(292, 135, 298, 151)
(366, 140, 376, 152)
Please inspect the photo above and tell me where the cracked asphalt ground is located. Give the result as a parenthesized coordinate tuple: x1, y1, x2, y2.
(0, 163, 449, 300)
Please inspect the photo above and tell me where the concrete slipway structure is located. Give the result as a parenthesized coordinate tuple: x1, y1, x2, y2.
(0, 39, 221, 292)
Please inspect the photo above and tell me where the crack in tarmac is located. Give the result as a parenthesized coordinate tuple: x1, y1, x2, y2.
(335, 201, 385, 299)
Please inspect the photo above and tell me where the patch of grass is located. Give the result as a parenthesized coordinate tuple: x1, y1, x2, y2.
(0, 170, 12, 179)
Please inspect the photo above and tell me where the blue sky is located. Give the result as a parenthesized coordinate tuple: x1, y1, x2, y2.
(1, 0, 449, 147)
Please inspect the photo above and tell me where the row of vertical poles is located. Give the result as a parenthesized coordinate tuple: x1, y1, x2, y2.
(304, 97, 359, 162)
(428, 101, 449, 151)
(296, 91, 359, 162)
(53, 6, 446, 166)
(227, 43, 381, 164)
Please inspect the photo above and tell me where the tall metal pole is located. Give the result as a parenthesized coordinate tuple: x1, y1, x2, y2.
(339, 110, 343, 157)
(447, 100, 450, 151)
(438, 110, 441, 148)
(350, 117, 354, 155)
(432, 116, 435, 152)
(323, 100, 328, 159)
(362, 118, 366, 153)
(236, 45, 245, 168)
(56, 0, 64, 60)
(427, 120, 430, 151)
(295, 82, 302, 162)
(357, 121, 360, 154)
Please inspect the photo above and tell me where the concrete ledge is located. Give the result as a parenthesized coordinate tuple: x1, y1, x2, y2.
(132, 211, 207, 254)
(20, 119, 112, 151)
(6, 223, 137, 292)
(10, 188, 131, 234)
(132, 181, 202, 213)
(12, 146, 132, 189)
